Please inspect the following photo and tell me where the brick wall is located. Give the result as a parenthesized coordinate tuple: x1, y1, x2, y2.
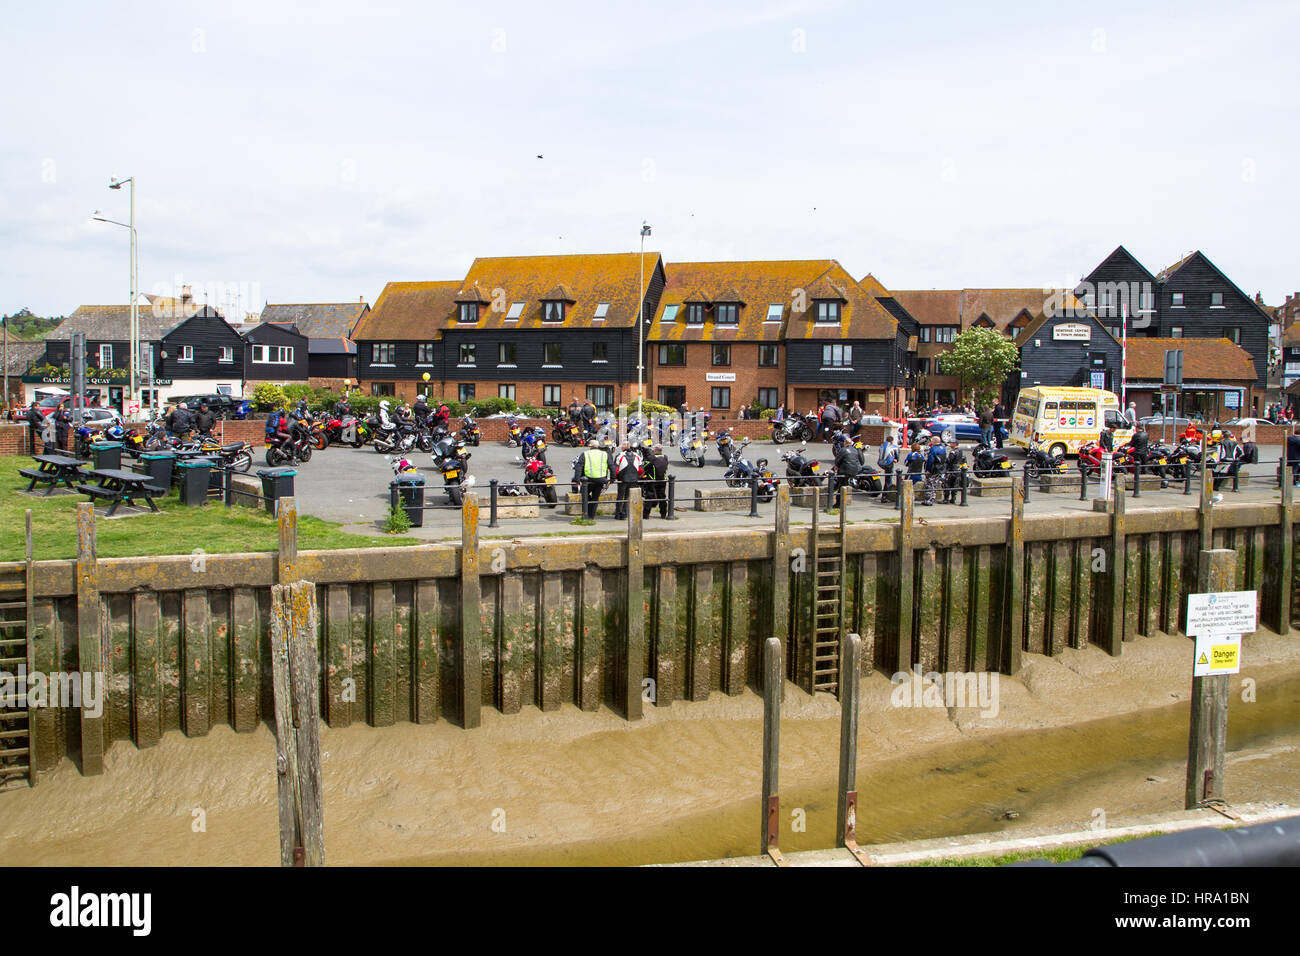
(650, 342, 784, 415)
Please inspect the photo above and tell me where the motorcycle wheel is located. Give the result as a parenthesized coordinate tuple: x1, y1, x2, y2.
(374, 442, 389, 454)
(447, 484, 463, 507)
(759, 488, 774, 504)
(1025, 463, 1040, 481)
(299, 444, 313, 463)
(696, 456, 705, 468)
(266, 448, 282, 467)
(351, 437, 364, 448)
(312, 433, 328, 451)
(772, 430, 786, 445)
(232, 451, 253, 474)
(419, 435, 433, 453)
(543, 485, 557, 506)
(472, 437, 480, 447)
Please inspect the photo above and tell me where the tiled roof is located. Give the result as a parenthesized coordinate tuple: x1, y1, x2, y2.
(1125, 337, 1257, 382)
(1155, 251, 1198, 283)
(49, 301, 202, 341)
(260, 302, 368, 338)
(352, 281, 461, 341)
(890, 288, 1078, 333)
(3, 340, 44, 374)
(454, 283, 491, 305)
(651, 260, 897, 343)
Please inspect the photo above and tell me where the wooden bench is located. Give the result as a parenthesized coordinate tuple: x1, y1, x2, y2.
(77, 468, 166, 516)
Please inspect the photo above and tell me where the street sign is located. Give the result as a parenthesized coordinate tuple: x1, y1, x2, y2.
(1225, 391, 1240, 409)
(1186, 590, 1257, 636)
(1193, 633, 1242, 677)
(1163, 349, 1183, 386)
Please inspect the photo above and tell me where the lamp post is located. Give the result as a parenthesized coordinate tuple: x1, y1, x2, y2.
(637, 221, 652, 431)
(94, 175, 137, 413)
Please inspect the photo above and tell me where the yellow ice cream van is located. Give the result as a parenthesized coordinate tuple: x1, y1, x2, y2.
(1009, 387, 1133, 457)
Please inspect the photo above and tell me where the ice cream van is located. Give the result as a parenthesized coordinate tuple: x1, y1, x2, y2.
(1009, 387, 1132, 457)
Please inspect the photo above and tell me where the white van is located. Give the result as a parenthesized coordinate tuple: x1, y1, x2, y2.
(1009, 387, 1133, 457)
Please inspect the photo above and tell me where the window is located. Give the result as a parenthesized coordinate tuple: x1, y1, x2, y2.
(765, 303, 783, 322)
(933, 326, 958, 343)
(371, 382, 395, 397)
(1139, 290, 1155, 311)
(1170, 326, 1183, 338)
(543, 385, 562, 406)
(593, 302, 610, 319)
(917, 357, 931, 374)
(219, 346, 233, 363)
(592, 342, 608, 362)
(1109, 326, 1121, 339)
(498, 384, 515, 401)
(757, 387, 778, 409)
(505, 302, 524, 320)
(686, 304, 705, 324)
(919, 327, 931, 343)
(458, 303, 479, 323)
(498, 343, 517, 366)
(417, 342, 436, 364)
(1223, 327, 1241, 344)
(759, 344, 779, 367)
(1083, 292, 1095, 310)
(1211, 292, 1224, 308)
(1099, 288, 1112, 308)
(712, 344, 731, 366)
(822, 344, 852, 368)
(815, 301, 841, 323)
(658, 344, 685, 366)
(587, 385, 614, 413)
(662, 305, 679, 323)
(371, 343, 396, 364)
(179, 345, 194, 362)
(458, 343, 476, 365)
(543, 342, 563, 366)
(711, 387, 730, 409)
(1171, 292, 1185, 307)
(252, 345, 294, 364)
(658, 386, 686, 408)
(715, 303, 738, 324)
(543, 302, 565, 323)
(458, 383, 475, 402)
(98, 345, 113, 368)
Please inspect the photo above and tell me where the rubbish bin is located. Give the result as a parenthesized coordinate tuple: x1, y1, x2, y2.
(91, 442, 123, 472)
(177, 459, 215, 506)
(257, 467, 297, 515)
(389, 472, 427, 528)
(136, 450, 175, 494)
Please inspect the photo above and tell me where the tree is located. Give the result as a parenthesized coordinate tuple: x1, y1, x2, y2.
(937, 327, 1020, 409)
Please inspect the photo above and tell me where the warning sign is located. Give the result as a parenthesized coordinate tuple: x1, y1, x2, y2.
(1193, 632, 1242, 677)
(1186, 591, 1257, 637)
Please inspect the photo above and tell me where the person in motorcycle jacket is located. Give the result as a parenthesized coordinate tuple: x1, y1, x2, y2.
(641, 444, 670, 519)
(612, 442, 644, 520)
(942, 437, 967, 504)
(877, 432, 899, 493)
(921, 437, 946, 505)
(288, 399, 310, 424)
(1129, 422, 1152, 482)
(831, 433, 861, 498)
(412, 394, 430, 426)
(193, 401, 216, 436)
(378, 400, 393, 428)
(394, 403, 414, 429)
(432, 402, 450, 431)
(333, 395, 353, 420)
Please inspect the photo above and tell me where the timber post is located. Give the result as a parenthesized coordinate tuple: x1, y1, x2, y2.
(460, 493, 482, 729)
(625, 487, 644, 720)
(772, 484, 791, 670)
(836, 632, 871, 864)
(75, 503, 102, 776)
(1004, 478, 1025, 674)
(1185, 548, 1236, 810)
(896, 479, 915, 673)
(277, 496, 298, 585)
(760, 637, 786, 866)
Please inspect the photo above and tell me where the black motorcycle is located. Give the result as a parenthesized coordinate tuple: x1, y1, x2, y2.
(715, 428, 736, 467)
(265, 420, 314, 467)
(972, 443, 1013, 478)
(438, 440, 473, 506)
(458, 415, 482, 447)
(780, 442, 823, 487)
(1024, 446, 1069, 481)
(723, 438, 777, 502)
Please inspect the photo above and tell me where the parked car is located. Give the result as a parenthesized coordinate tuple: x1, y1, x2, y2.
(911, 413, 1006, 443)
(1138, 415, 1193, 428)
(168, 393, 238, 418)
(1225, 417, 1268, 428)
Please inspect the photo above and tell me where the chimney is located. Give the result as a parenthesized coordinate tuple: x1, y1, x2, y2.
(181, 285, 193, 303)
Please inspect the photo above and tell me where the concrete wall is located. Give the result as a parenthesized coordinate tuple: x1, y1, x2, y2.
(9, 494, 1294, 774)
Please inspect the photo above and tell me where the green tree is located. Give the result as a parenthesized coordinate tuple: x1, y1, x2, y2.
(937, 327, 1020, 409)
(252, 382, 288, 411)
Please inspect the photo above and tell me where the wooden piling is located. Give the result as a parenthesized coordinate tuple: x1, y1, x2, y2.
(459, 493, 481, 729)
(1003, 479, 1024, 674)
(1185, 548, 1236, 810)
(896, 480, 915, 673)
(625, 488, 644, 720)
(277, 496, 298, 585)
(75, 503, 102, 776)
(835, 632, 862, 849)
(760, 637, 783, 862)
(771, 485, 791, 665)
(270, 580, 324, 867)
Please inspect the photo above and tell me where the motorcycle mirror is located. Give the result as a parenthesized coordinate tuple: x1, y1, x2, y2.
(464, 475, 476, 488)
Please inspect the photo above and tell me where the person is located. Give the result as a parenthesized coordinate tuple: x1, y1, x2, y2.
(992, 400, 1007, 449)
(167, 402, 193, 439)
(831, 433, 861, 499)
(904, 441, 926, 489)
(613, 442, 643, 520)
(333, 394, 353, 420)
(26, 401, 44, 454)
(1288, 426, 1300, 486)
(1129, 422, 1151, 483)
(978, 405, 994, 448)
(773, 403, 785, 423)
(581, 398, 597, 436)
(847, 400, 863, 438)
(412, 394, 430, 426)
(641, 443, 670, 519)
(568, 396, 582, 424)
(877, 431, 899, 494)
(54, 406, 71, 453)
(1182, 421, 1203, 446)
(1126, 401, 1138, 425)
(432, 401, 450, 431)
(942, 437, 967, 503)
(193, 401, 216, 436)
(921, 437, 946, 505)
(1214, 431, 1243, 490)
(578, 438, 609, 518)
(698, 406, 711, 434)
(737, 405, 747, 421)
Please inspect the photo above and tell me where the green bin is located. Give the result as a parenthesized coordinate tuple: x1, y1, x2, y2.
(136, 451, 175, 493)
(91, 442, 123, 472)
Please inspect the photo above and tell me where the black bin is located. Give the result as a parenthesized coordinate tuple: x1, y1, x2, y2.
(137, 450, 175, 493)
(389, 473, 426, 528)
(177, 459, 214, 506)
(257, 467, 297, 515)
(91, 442, 123, 471)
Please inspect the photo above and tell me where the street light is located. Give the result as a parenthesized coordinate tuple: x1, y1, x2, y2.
(95, 175, 137, 412)
(637, 221, 652, 433)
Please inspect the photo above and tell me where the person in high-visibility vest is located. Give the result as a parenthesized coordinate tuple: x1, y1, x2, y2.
(579, 438, 609, 519)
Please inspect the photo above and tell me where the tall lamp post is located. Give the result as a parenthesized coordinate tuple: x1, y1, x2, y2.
(94, 175, 136, 413)
(637, 221, 652, 431)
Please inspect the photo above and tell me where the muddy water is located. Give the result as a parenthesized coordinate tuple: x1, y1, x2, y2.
(3, 634, 1298, 866)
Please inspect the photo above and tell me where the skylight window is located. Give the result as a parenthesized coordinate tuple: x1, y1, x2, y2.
(662, 304, 679, 323)
(594, 302, 610, 319)
(506, 302, 524, 320)
(765, 303, 783, 322)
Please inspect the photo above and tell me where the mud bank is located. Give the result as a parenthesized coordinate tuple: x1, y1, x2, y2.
(1, 631, 1297, 866)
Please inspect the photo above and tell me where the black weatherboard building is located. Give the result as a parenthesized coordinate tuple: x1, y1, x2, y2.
(1013, 309, 1121, 397)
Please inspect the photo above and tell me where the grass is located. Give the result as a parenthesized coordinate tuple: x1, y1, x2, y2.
(0, 454, 418, 560)
(908, 831, 1165, 867)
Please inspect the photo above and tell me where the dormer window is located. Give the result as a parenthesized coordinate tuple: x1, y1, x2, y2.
(815, 301, 841, 324)
(542, 301, 566, 323)
(686, 304, 705, 324)
(715, 303, 739, 324)
(458, 303, 479, 323)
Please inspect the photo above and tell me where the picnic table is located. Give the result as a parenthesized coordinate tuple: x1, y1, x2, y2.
(76, 468, 166, 516)
(19, 454, 89, 496)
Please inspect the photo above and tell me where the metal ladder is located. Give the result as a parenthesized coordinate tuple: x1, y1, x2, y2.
(0, 512, 36, 792)
(810, 488, 847, 695)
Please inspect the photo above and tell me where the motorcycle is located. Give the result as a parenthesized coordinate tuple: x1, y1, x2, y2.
(459, 415, 482, 447)
(520, 427, 548, 463)
(771, 414, 813, 444)
(309, 414, 332, 451)
(374, 418, 418, 455)
(1024, 447, 1069, 481)
(523, 457, 560, 507)
(265, 420, 314, 466)
(679, 428, 706, 468)
(780, 442, 823, 487)
(438, 440, 473, 506)
(505, 417, 523, 447)
(196, 435, 254, 473)
(551, 415, 583, 447)
(972, 443, 1014, 478)
(723, 438, 777, 502)
(715, 428, 735, 467)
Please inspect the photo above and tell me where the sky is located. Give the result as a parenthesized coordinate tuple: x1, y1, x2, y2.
(2, 0, 1297, 319)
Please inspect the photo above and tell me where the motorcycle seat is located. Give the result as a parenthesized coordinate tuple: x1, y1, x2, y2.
(222, 442, 247, 453)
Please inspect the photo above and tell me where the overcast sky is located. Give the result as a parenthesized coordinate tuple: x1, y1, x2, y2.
(3, 0, 1297, 318)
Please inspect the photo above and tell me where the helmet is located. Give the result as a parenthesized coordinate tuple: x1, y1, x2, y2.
(379, 400, 390, 412)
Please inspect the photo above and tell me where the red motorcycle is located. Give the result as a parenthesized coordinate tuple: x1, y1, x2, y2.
(523, 457, 559, 506)
(1079, 441, 1137, 480)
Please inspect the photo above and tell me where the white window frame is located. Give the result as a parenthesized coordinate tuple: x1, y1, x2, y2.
(1211, 292, 1225, 308)
(821, 343, 853, 369)
(416, 342, 436, 365)
(253, 344, 295, 365)
(1171, 292, 1185, 308)
(662, 305, 679, 323)
(98, 344, 113, 368)
(179, 345, 194, 362)
(765, 303, 783, 323)
(497, 343, 517, 368)
(505, 302, 524, 320)
(498, 384, 515, 401)
(593, 302, 610, 319)
(458, 343, 477, 367)
(219, 346, 234, 363)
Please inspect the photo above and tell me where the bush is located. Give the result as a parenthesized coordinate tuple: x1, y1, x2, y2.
(615, 400, 676, 419)
(760, 408, 776, 420)
(463, 396, 517, 417)
(384, 502, 411, 535)
(349, 394, 381, 415)
(282, 384, 315, 405)
(252, 382, 287, 411)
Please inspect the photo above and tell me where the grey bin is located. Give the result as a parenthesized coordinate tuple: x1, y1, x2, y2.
(390, 473, 426, 528)
(137, 451, 175, 493)
(257, 467, 297, 515)
(177, 459, 215, 507)
(91, 442, 123, 472)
